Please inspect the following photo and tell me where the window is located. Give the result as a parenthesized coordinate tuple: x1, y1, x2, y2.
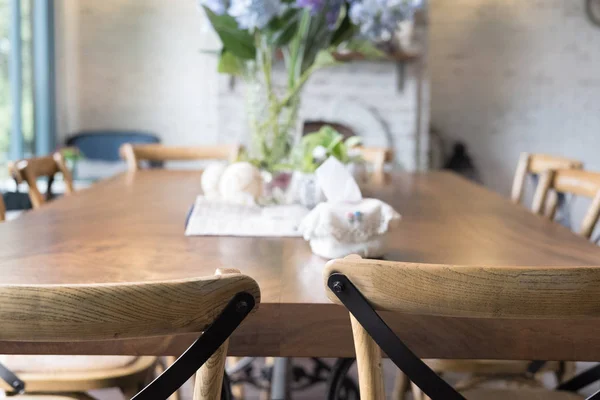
(0, 0, 54, 169)
(0, 0, 34, 165)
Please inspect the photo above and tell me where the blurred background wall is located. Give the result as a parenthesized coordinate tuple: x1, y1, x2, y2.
(430, 0, 600, 200)
(54, 0, 220, 146)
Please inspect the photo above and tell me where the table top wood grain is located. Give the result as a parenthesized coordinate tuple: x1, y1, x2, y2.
(2, 170, 600, 360)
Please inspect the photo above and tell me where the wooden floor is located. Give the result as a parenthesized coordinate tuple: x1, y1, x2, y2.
(89, 360, 600, 399)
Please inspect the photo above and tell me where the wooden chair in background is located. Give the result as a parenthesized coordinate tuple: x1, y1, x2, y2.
(0, 195, 5, 222)
(325, 256, 596, 400)
(533, 169, 600, 239)
(410, 153, 585, 399)
(511, 153, 583, 210)
(357, 146, 393, 174)
(8, 152, 74, 209)
(120, 144, 241, 171)
(0, 268, 260, 400)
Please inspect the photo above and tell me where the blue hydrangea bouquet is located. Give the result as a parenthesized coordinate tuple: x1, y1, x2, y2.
(199, 0, 421, 171)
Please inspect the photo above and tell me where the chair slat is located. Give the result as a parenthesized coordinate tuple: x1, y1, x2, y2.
(325, 258, 600, 319)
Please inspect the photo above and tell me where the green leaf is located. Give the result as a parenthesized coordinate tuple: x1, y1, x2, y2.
(311, 50, 338, 70)
(217, 50, 245, 76)
(344, 39, 386, 59)
(331, 6, 356, 46)
(270, 11, 300, 47)
(344, 136, 362, 148)
(204, 7, 256, 60)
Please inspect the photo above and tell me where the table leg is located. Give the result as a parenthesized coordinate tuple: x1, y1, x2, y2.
(270, 357, 292, 400)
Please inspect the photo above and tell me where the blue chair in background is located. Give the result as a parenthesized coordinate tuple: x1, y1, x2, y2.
(64, 131, 162, 181)
(65, 130, 160, 161)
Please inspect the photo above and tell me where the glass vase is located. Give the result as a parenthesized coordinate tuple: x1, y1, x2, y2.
(243, 63, 302, 173)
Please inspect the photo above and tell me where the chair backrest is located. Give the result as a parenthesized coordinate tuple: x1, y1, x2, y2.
(9, 152, 74, 209)
(65, 131, 160, 161)
(357, 146, 393, 174)
(533, 169, 600, 239)
(120, 144, 241, 171)
(511, 152, 583, 207)
(0, 268, 260, 400)
(324, 257, 600, 400)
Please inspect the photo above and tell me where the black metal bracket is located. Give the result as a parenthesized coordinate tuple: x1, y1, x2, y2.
(131, 291, 256, 400)
(526, 360, 546, 377)
(327, 273, 465, 400)
(558, 363, 600, 399)
(0, 361, 25, 394)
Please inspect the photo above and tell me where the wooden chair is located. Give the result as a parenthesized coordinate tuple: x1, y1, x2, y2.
(357, 146, 393, 174)
(0, 194, 5, 222)
(120, 144, 240, 171)
(9, 152, 75, 209)
(325, 256, 598, 400)
(406, 153, 585, 398)
(511, 153, 583, 208)
(532, 169, 600, 239)
(0, 268, 260, 400)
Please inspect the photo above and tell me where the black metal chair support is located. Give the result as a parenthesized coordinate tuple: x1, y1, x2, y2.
(132, 291, 256, 400)
(327, 273, 466, 400)
(328, 272, 600, 400)
(0, 361, 25, 394)
(558, 363, 600, 399)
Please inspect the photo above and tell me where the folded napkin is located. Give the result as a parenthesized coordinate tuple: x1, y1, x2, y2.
(299, 157, 401, 258)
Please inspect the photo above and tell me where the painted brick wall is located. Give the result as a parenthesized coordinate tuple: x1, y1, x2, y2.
(430, 0, 600, 218)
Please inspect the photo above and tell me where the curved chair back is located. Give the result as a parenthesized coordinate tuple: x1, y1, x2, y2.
(325, 257, 600, 400)
(0, 268, 260, 400)
(533, 169, 600, 239)
(511, 152, 583, 208)
(9, 153, 74, 209)
(65, 131, 160, 161)
(357, 147, 393, 174)
(120, 144, 241, 171)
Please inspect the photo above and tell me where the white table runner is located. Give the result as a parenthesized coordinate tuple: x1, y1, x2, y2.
(185, 196, 309, 237)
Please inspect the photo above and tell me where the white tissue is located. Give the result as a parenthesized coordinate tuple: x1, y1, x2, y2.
(315, 157, 363, 203)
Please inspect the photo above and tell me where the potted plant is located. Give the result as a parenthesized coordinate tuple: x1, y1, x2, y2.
(288, 125, 363, 207)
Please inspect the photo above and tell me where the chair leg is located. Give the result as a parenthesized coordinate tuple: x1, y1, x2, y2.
(392, 371, 410, 400)
(193, 339, 229, 400)
(350, 314, 385, 400)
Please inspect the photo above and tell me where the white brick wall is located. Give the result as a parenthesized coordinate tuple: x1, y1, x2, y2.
(430, 0, 600, 206)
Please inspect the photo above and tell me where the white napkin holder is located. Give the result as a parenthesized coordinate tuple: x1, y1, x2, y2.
(299, 157, 401, 259)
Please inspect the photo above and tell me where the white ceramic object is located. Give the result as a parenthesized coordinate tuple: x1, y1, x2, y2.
(219, 162, 263, 204)
(201, 162, 227, 199)
(299, 198, 401, 259)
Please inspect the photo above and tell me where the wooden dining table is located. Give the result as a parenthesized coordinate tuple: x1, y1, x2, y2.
(2, 169, 600, 361)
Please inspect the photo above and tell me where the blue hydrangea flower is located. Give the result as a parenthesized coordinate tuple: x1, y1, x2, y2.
(228, 0, 286, 30)
(349, 0, 421, 41)
(198, 0, 229, 15)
